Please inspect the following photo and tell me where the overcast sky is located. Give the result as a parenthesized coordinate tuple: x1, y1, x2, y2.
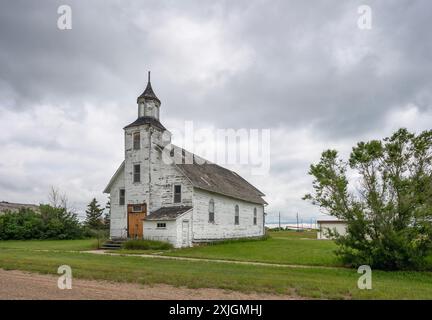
(0, 0, 431, 222)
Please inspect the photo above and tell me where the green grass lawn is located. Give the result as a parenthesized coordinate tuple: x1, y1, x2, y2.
(269, 230, 318, 239)
(163, 230, 340, 266)
(0, 248, 432, 299)
(1, 233, 432, 299)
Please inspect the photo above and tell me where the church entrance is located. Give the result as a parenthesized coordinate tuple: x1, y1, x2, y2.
(127, 203, 146, 239)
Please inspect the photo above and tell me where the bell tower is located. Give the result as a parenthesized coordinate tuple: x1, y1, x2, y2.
(137, 71, 161, 120)
(123, 72, 171, 214)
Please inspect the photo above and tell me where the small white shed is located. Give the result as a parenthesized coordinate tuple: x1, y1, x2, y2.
(317, 220, 347, 239)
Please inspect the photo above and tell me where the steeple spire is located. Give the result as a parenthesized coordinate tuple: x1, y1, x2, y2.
(137, 71, 160, 104)
(136, 71, 162, 121)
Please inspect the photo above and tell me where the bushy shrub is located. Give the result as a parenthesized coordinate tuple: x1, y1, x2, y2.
(122, 239, 173, 250)
(82, 227, 109, 239)
(0, 205, 85, 240)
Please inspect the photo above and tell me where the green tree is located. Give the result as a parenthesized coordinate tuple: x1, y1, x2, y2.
(0, 205, 84, 240)
(304, 128, 432, 270)
(85, 198, 104, 229)
(103, 199, 111, 230)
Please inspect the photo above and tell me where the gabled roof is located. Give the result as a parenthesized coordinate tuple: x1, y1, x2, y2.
(170, 145, 267, 205)
(103, 161, 125, 194)
(145, 206, 192, 221)
(176, 162, 267, 204)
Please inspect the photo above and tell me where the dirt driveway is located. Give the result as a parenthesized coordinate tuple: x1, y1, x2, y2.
(0, 269, 298, 300)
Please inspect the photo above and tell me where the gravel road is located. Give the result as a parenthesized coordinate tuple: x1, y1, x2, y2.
(0, 269, 298, 300)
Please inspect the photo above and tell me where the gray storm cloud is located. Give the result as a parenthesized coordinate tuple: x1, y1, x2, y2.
(0, 0, 431, 221)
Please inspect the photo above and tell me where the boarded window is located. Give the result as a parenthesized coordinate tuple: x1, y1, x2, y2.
(157, 222, 166, 228)
(133, 132, 140, 150)
(174, 185, 181, 203)
(253, 207, 257, 225)
(209, 199, 215, 223)
(119, 189, 125, 205)
(133, 164, 141, 183)
(235, 205, 239, 225)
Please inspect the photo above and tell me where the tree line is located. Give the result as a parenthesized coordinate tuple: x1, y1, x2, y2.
(0, 187, 110, 240)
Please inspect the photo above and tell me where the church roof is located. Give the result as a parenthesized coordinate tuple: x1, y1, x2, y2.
(169, 145, 267, 205)
(124, 116, 166, 130)
(137, 72, 160, 104)
(176, 162, 267, 205)
(103, 161, 125, 194)
(145, 206, 192, 221)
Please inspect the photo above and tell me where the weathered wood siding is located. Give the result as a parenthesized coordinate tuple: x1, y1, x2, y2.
(192, 188, 265, 241)
(143, 210, 193, 248)
(110, 124, 193, 239)
(109, 169, 126, 238)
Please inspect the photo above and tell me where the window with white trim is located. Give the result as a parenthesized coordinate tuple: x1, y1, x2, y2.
(119, 189, 125, 205)
(253, 207, 257, 225)
(157, 222, 166, 229)
(209, 199, 215, 223)
(133, 164, 141, 183)
(234, 205, 239, 225)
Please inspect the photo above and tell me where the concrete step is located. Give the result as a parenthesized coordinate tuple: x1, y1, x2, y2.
(102, 243, 121, 248)
(101, 239, 126, 250)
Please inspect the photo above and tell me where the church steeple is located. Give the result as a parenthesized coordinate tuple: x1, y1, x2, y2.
(137, 71, 161, 120)
(137, 72, 161, 104)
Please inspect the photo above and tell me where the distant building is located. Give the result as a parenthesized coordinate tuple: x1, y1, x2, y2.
(317, 220, 347, 239)
(0, 201, 40, 215)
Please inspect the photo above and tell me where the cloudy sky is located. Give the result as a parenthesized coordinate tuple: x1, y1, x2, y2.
(0, 0, 431, 222)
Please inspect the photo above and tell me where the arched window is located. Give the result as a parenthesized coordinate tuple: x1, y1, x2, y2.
(253, 208, 257, 225)
(234, 205, 239, 225)
(209, 199, 215, 223)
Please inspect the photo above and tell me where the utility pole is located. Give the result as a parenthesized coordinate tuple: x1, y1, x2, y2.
(296, 212, 299, 232)
(278, 211, 281, 229)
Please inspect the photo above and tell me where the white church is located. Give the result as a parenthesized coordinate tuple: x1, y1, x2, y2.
(104, 73, 267, 247)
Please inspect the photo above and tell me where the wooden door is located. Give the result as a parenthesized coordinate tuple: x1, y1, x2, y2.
(127, 203, 146, 239)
